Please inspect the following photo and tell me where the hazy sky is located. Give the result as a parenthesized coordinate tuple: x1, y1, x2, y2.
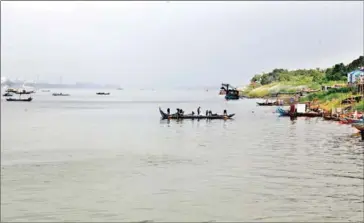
(1, 1, 363, 88)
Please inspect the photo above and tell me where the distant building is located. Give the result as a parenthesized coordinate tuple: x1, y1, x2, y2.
(347, 68, 364, 84)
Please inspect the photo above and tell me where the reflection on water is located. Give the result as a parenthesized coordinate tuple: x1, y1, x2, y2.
(1, 90, 363, 222)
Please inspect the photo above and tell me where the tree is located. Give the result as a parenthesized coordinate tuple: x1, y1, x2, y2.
(250, 74, 262, 83)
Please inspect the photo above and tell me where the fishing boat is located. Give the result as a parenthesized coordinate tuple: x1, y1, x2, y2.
(339, 118, 364, 124)
(159, 107, 235, 120)
(276, 106, 322, 118)
(96, 92, 110, 95)
(6, 88, 34, 102)
(257, 102, 275, 106)
(52, 93, 70, 96)
(323, 115, 341, 121)
(6, 97, 32, 102)
(221, 83, 240, 100)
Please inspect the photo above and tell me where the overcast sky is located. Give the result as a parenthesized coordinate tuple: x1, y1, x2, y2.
(1, 1, 363, 88)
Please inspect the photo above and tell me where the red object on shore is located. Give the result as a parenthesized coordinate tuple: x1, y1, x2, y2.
(289, 104, 296, 113)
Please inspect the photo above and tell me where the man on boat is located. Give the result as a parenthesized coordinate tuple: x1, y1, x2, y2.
(197, 107, 201, 115)
(167, 108, 170, 115)
(176, 108, 180, 118)
(205, 110, 209, 116)
(223, 109, 227, 116)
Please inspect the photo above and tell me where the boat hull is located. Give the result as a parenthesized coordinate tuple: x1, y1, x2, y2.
(52, 93, 70, 96)
(276, 107, 322, 117)
(225, 94, 239, 100)
(6, 97, 32, 102)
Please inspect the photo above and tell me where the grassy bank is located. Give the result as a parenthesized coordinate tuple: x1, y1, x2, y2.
(241, 56, 363, 111)
(240, 80, 344, 98)
(298, 87, 364, 112)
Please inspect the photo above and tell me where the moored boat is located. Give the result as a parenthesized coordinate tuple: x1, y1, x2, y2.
(257, 102, 275, 106)
(52, 93, 70, 96)
(221, 83, 240, 100)
(339, 118, 364, 124)
(323, 115, 341, 121)
(159, 107, 235, 120)
(276, 107, 322, 118)
(96, 92, 110, 95)
(6, 97, 32, 102)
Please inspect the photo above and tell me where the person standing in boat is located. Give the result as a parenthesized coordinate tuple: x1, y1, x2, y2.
(205, 110, 208, 116)
(223, 109, 227, 116)
(176, 108, 180, 118)
(197, 107, 201, 115)
(167, 108, 170, 115)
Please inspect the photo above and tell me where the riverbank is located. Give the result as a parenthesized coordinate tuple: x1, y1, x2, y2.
(240, 55, 364, 111)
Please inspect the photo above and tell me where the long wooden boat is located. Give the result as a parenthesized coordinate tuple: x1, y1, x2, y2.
(276, 107, 322, 117)
(96, 92, 110, 95)
(6, 97, 32, 102)
(323, 115, 341, 121)
(225, 92, 240, 100)
(339, 118, 364, 124)
(257, 102, 275, 106)
(159, 108, 235, 120)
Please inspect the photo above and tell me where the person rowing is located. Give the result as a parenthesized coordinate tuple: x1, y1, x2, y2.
(223, 109, 227, 116)
(167, 108, 170, 115)
(197, 106, 201, 115)
(176, 108, 180, 118)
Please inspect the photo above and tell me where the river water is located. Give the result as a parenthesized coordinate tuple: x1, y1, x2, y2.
(1, 89, 363, 222)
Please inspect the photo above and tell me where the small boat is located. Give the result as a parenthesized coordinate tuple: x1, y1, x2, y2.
(159, 108, 235, 120)
(339, 118, 364, 124)
(2, 92, 13, 97)
(96, 92, 110, 95)
(276, 107, 322, 118)
(323, 115, 341, 121)
(6, 97, 32, 102)
(221, 83, 240, 100)
(257, 102, 275, 106)
(52, 93, 70, 96)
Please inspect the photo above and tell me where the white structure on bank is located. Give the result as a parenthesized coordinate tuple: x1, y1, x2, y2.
(347, 67, 364, 84)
